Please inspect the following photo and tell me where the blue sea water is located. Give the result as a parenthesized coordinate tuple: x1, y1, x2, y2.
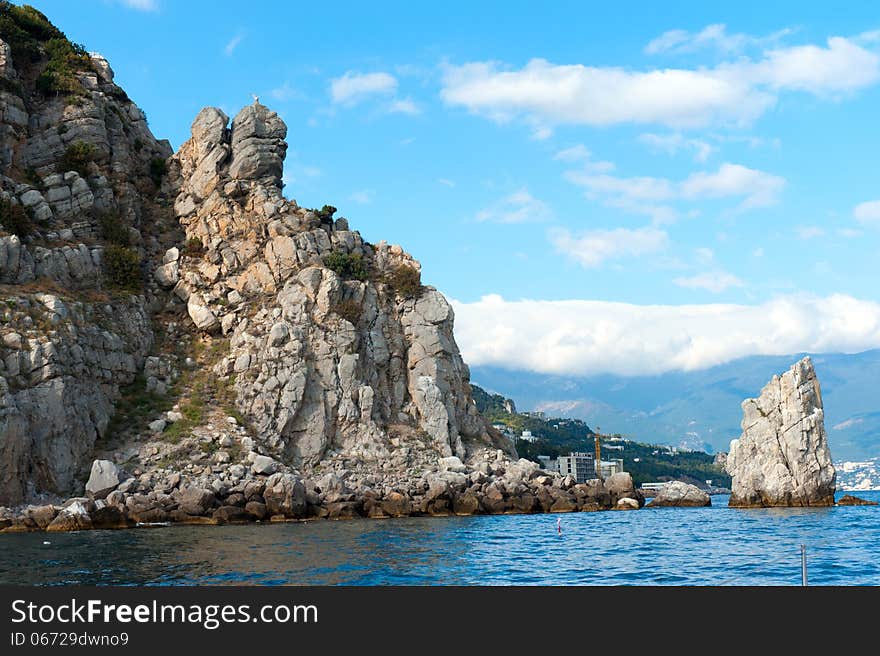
(1, 491, 878, 586)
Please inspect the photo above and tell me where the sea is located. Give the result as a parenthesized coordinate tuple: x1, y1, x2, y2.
(2, 491, 878, 586)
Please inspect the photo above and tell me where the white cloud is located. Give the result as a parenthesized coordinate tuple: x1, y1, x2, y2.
(550, 226, 668, 268)
(451, 293, 880, 376)
(565, 161, 784, 220)
(553, 144, 591, 162)
(224, 34, 244, 56)
(833, 417, 864, 430)
(118, 0, 158, 10)
(330, 71, 398, 105)
(388, 98, 421, 115)
(679, 163, 785, 209)
(437, 178, 456, 187)
(752, 37, 880, 94)
(796, 226, 825, 239)
(674, 271, 745, 293)
(752, 247, 764, 257)
(645, 24, 794, 56)
(440, 36, 879, 129)
(638, 132, 715, 162)
(475, 189, 552, 224)
(553, 145, 615, 172)
(530, 126, 553, 140)
(854, 200, 880, 226)
(441, 58, 771, 129)
(349, 190, 374, 204)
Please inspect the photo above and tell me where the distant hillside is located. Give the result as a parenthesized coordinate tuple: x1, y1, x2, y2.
(471, 350, 880, 461)
(472, 384, 729, 488)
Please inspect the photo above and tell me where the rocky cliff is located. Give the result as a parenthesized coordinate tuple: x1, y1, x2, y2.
(0, 4, 172, 503)
(727, 357, 836, 507)
(0, 7, 648, 532)
(167, 103, 492, 470)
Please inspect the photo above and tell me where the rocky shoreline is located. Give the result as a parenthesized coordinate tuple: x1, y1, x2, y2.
(0, 449, 647, 533)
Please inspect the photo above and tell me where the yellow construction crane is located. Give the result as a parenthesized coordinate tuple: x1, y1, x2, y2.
(593, 427, 632, 480)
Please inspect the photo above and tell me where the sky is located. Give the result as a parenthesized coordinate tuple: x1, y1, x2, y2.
(25, 0, 880, 376)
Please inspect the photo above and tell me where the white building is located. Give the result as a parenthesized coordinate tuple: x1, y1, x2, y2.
(556, 452, 597, 483)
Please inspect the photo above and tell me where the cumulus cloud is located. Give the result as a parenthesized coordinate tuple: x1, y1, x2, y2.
(475, 189, 552, 224)
(854, 200, 880, 226)
(330, 71, 398, 105)
(679, 163, 785, 209)
(440, 36, 879, 129)
(674, 271, 745, 293)
(565, 161, 784, 220)
(550, 226, 668, 268)
(450, 293, 880, 376)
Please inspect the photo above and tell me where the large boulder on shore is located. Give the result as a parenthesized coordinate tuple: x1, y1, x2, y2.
(647, 481, 711, 508)
(85, 460, 122, 499)
(727, 357, 836, 507)
(263, 473, 307, 518)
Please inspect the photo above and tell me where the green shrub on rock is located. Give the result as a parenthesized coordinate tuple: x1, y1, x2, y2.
(385, 264, 422, 299)
(323, 251, 368, 281)
(0, 197, 32, 237)
(103, 244, 141, 290)
(96, 211, 129, 246)
(60, 140, 96, 176)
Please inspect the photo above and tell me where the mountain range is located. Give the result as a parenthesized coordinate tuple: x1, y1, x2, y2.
(471, 349, 880, 461)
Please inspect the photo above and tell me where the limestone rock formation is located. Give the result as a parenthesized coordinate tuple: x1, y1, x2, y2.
(727, 357, 836, 507)
(646, 481, 711, 507)
(0, 8, 650, 531)
(167, 100, 499, 472)
(0, 6, 170, 504)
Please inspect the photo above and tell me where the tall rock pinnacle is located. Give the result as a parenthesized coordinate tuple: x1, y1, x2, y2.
(727, 357, 836, 507)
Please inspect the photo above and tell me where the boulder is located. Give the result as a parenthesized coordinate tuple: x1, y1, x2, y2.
(616, 497, 640, 510)
(23, 504, 59, 529)
(46, 501, 93, 532)
(647, 481, 711, 508)
(90, 505, 132, 530)
(175, 487, 216, 516)
(85, 460, 122, 499)
(263, 473, 306, 518)
(212, 505, 251, 524)
(381, 491, 412, 517)
(251, 454, 279, 476)
(728, 357, 836, 507)
(244, 501, 268, 519)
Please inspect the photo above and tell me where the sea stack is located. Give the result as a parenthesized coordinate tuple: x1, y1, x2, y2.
(727, 357, 836, 508)
(727, 357, 836, 507)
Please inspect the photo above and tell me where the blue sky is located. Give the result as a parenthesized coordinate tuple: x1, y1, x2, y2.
(25, 1, 880, 375)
